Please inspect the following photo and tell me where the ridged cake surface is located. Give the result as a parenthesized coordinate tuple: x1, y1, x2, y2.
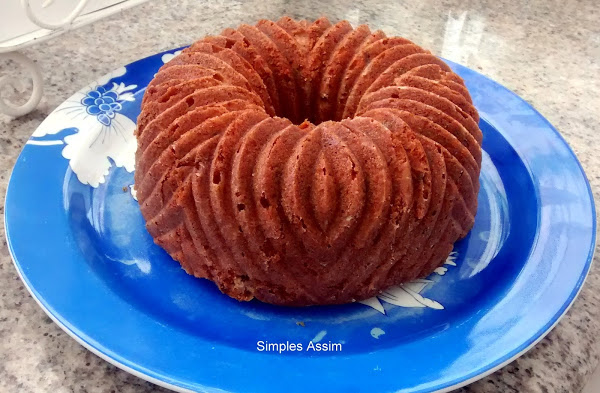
(134, 17, 482, 306)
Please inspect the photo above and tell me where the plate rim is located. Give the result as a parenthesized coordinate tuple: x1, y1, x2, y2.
(3, 51, 597, 393)
(7, 242, 592, 393)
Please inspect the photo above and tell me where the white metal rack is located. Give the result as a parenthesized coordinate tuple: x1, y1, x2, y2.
(0, 0, 150, 117)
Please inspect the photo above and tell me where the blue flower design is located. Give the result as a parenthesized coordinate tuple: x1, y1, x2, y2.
(81, 86, 124, 126)
(27, 66, 138, 188)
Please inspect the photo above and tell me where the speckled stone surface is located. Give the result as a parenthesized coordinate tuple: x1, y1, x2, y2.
(1, 0, 599, 392)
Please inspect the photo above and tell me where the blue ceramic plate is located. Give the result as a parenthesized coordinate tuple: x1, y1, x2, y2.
(5, 49, 596, 393)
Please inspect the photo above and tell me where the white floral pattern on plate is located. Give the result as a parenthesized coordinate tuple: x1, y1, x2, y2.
(359, 251, 458, 313)
(161, 50, 182, 64)
(27, 66, 138, 187)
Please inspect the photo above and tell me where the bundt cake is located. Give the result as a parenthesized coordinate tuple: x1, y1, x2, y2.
(134, 17, 482, 306)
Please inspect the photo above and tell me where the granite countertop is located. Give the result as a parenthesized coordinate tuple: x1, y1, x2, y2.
(1, 0, 599, 391)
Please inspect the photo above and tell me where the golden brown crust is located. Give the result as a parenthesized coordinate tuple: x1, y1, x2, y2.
(185, 41, 276, 116)
(236, 24, 300, 123)
(305, 21, 353, 123)
(318, 25, 371, 123)
(134, 18, 483, 306)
